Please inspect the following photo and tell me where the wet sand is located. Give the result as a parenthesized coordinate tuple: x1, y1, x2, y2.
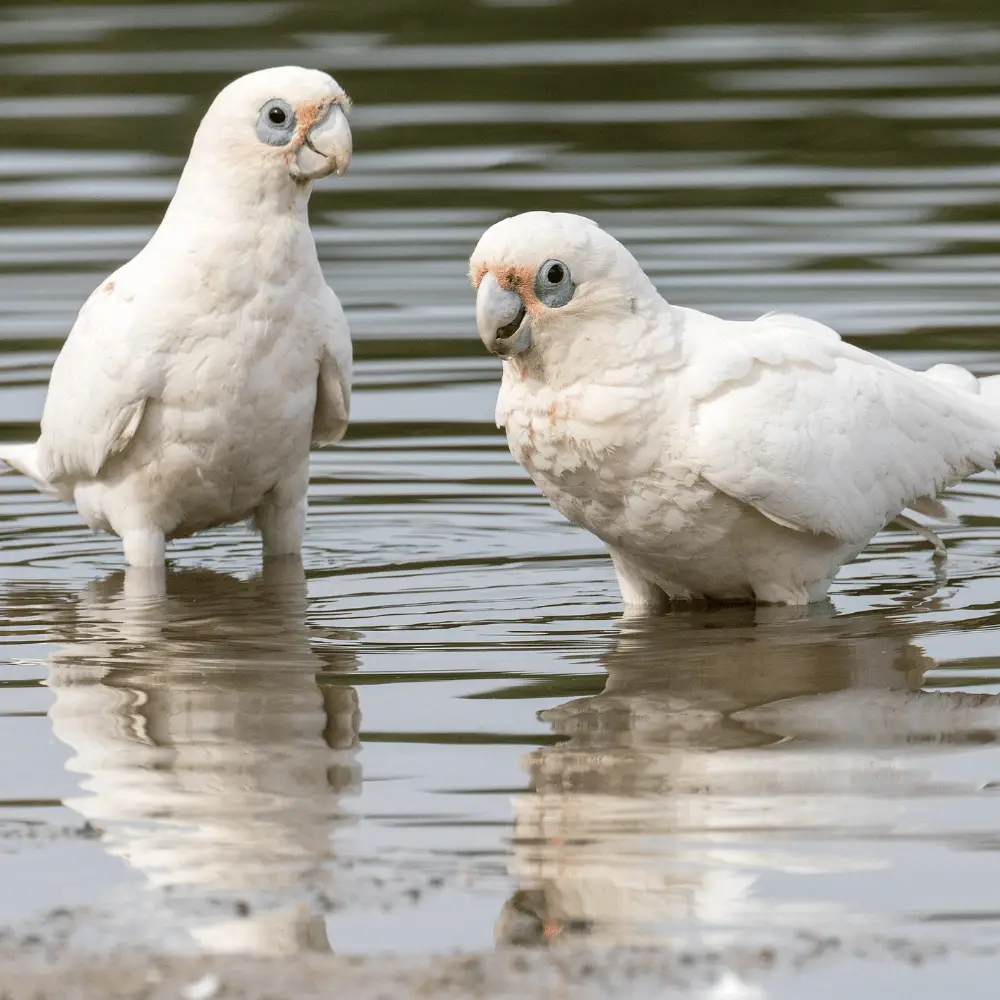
(2, 934, 998, 1000)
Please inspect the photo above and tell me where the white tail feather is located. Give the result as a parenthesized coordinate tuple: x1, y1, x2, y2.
(0, 443, 53, 491)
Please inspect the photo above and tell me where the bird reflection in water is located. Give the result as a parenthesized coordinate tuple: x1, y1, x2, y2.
(499, 603, 1000, 948)
(39, 559, 359, 955)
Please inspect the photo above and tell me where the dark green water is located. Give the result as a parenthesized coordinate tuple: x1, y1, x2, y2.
(2, 0, 1000, 959)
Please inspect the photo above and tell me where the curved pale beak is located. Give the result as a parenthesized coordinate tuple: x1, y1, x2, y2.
(476, 273, 531, 357)
(295, 103, 352, 180)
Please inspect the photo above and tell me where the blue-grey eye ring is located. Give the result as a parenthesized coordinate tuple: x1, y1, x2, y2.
(255, 99, 297, 146)
(534, 258, 575, 308)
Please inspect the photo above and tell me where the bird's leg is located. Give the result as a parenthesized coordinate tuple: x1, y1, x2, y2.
(121, 527, 166, 568)
(607, 546, 670, 615)
(255, 490, 306, 559)
(122, 564, 166, 600)
(893, 514, 948, 561)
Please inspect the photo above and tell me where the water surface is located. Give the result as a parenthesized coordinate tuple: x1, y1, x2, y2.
(2, 0, 1000, 968)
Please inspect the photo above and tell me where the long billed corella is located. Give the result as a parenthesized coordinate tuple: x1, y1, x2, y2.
(470, 211, 1000, 608)
(0, 67, 353, 567)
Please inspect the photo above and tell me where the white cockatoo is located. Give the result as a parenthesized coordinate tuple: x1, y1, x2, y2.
(470, 211, 1000, 608)
(0, 67, 353, 567)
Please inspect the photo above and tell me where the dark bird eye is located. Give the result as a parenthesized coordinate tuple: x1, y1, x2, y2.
(268, 106, 287, 125)
(534, 258, 575, 308)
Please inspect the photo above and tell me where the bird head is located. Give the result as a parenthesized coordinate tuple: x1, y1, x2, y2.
(469, 212, 661, 370)
(192, 66, 353, 186)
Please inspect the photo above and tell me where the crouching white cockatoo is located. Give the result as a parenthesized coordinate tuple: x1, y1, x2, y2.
(470, 211, 1000, 608)
(0, 67, 353, 567)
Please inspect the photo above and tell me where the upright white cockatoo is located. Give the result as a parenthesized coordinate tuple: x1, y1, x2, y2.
(0, 67, 353, 567)
(470, 211, 1000, 608)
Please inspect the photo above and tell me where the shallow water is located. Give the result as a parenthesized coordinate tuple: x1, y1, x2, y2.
(2, 0, 1000, 968)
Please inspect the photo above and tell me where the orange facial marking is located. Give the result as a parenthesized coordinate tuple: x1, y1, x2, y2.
(479, 264, 545, 318)
(294, 99, 326, 145)
(493, 265, 533, 293)
(469, 262, 488, 288)
(293, 94, 350, 147)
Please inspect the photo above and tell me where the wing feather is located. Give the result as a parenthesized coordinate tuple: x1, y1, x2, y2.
(311, 287, 352, 446)
(37, 276, 162, 484)
(685, 313, 1000, 544)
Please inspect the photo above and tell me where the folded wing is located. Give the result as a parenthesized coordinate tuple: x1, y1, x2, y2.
(37, 278, 163, 485)
(311, 287, 352, 447)
(685, 312, 1000, 544)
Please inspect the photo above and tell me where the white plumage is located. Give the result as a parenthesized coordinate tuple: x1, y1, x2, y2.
(0, 67, 354, 567)
(470, 211, 1000, 608)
